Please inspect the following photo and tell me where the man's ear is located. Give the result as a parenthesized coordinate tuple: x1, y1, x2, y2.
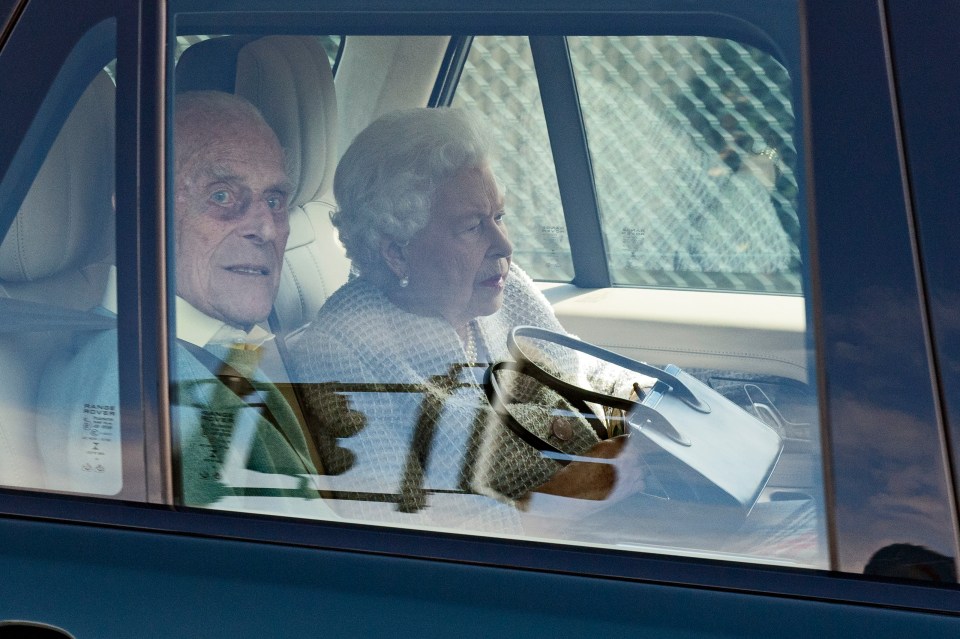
(380, 238, 408, 279)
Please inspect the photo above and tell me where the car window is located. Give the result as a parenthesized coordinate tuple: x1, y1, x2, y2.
(571, 35, 801, 293)
(451, 36, 573, 282)
(167, 33, 342, 516)
(455, 34, 801, 293)
(0, 20, 124, 497)
(174, 34, 342, 70)
(161, 12, 839, 572)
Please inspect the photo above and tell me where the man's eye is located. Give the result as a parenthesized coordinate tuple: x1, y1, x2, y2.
(210, 190, 233, 206)
(265, 194, 286, 210)
(494, 212, 506, 224)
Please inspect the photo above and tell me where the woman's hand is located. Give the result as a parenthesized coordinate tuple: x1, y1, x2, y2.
(531, 433, 646, 503)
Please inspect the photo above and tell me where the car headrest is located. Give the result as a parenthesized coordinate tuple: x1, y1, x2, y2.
(176, 36, 338, 208)
(0, 71, 115, 283)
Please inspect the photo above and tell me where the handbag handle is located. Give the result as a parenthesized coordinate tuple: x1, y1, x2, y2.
(484, 327, 701, 459)
(507, 326, 710, 413)
(484, 359, 575, 462)
(485, 352, 626, 462)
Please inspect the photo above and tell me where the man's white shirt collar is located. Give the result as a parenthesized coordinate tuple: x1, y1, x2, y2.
(101, 265, 274, 348)
(176, 297, 275, 348)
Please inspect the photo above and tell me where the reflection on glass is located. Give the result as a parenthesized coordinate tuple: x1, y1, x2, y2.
(864, 544, 956, 583)
(164, 34, 356, 520)
(570, 35, 802, 294)
(285, 105, 828, 568)
(163, 30, 830, 574)
(452, 35, 574, 282)
(2, 57, 119, 495)
(166, 86, 322, 513)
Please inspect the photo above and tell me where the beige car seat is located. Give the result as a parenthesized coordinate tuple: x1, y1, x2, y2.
(0, 71, 115, 489)
(176, 36, 351, 338)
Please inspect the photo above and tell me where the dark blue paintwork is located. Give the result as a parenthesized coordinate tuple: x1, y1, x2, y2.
(803, 0, 958, 571)
(1, 512, 959, 638)
(885, 0, 960, 518)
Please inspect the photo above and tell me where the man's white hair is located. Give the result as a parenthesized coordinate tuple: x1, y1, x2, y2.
(174, 91, 281, 175)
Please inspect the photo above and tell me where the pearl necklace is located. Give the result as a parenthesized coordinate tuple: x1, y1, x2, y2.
(463, 320, 478, 366)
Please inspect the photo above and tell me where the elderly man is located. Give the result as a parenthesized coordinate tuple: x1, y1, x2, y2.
(37, 91, 317, 505)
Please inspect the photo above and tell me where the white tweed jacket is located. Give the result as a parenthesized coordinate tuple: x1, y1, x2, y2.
(289, 263, 596, 533)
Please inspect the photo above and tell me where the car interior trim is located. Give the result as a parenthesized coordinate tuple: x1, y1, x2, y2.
(529, 35, 611, 288)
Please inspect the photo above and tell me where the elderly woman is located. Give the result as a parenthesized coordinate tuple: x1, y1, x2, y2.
(291, 108, 640, 533)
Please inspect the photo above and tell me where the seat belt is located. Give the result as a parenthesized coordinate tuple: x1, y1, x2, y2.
(0, 296, 115, 331)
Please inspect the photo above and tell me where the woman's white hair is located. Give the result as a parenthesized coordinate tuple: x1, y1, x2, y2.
(332, 107, 490, 281)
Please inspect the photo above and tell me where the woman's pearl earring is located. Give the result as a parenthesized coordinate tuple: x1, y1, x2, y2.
(399, 275, 409, 288)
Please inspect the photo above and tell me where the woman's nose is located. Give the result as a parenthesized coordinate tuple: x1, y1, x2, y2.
(488, 220, 513, 258)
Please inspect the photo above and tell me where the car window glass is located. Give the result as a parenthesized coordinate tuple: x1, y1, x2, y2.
(571, 35, 802, 293)
(452, 36, 574, 282)
(165, 18, 835, 574)
(454, 35, 802, 294)
(167, 34, 340, 517)
(0, 26, 121, 497)
(175, 35, 342, 70)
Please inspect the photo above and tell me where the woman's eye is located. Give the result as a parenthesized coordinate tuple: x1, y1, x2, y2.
(265, 194, 285, 210)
